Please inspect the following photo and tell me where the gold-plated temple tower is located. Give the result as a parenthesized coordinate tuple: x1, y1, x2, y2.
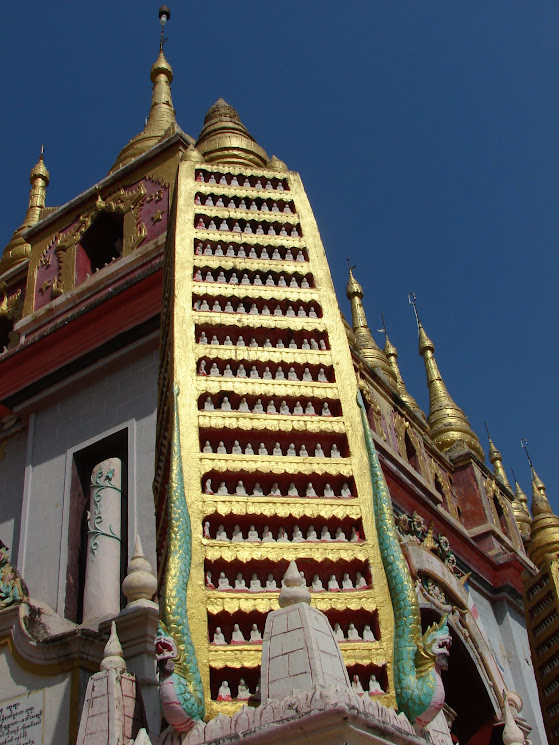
(417, 321, 484, 460)
(110, 49, 182, 173)
(1, 150, 50, 273)
(153, 105, 395, 717)
(383, 333, 425, 421)
(345, 268, 396, 386)
(527, 468, 559, 570)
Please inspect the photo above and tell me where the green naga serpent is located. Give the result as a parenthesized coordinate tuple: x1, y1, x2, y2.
(357, 392, 452, 727)
(155, 385, 205, 733)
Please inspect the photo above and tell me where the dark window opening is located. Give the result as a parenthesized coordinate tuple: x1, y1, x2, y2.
(65, 428, 128, 624)
(0, 315, 13, 353)
(405, 431, 420, 474)
(79, 212, 124, 277)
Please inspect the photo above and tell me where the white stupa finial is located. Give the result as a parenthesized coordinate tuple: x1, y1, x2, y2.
(101, 621, 126, 671)
(278, 561, 311, 607)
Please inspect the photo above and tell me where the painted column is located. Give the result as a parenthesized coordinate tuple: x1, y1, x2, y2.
(83, 457, 122, 623)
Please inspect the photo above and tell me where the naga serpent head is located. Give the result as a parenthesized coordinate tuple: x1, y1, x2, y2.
(415, 615, 452, 677)
(156, 623, 179, 673)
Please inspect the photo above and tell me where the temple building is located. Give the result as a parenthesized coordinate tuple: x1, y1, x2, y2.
(0, 15, 553, 745)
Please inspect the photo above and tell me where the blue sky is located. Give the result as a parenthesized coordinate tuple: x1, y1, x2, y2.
(1, 2, 557, 511)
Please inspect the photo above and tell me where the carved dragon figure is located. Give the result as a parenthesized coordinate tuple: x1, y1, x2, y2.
(358, 392, 451, 726)
(155, 385, 205, 732)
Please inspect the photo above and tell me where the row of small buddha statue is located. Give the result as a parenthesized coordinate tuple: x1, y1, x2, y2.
(198, 362, 329, 382)
(194, 269, 310, 288)
(203, 479, 353, 499)
(215, 674, 384, 702)
(333, 622, 376, 642)
(195, 172, 287, 190)
(211, 623, 262, 645)
(206, 570, 369, 592)
(199, 333, 327, 351)
(202, 397, 332, 416)
(193, 299, 319, 317)
(203, 521, 361, 543)
(195, 194, 294, 213)
(194, 242, 305, 261)
(196, 216, 301, 238)
(201, 439, 343, 458)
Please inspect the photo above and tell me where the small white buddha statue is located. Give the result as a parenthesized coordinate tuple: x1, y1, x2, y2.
(236, 364, 247, 378)
(266, 400, 277, 414)
(352, 675, 364, 696)
(314, 443, 325, 457)
(272, 442, 283, 456)
(324, 483, 335, 498)
(232, 440, 242, 454)
(249, 573, 263, 592)
(253, 398, 264, 413)
(363, 625, 375, 642)
(252, 482, 264, 496)
(204, 480, 213, 495)
(328, 575, 340, 592)
(218, 572, 231, 590)
(317, 368, 327, 382)
(237, 679, 251, 700)
(347, 623, 361, 641)
(217, 681, 232, 701)
(292, 525, 304, 542)
(341, 483, 352, 498)
(287, 443, 296, 456)
(293, 401, 304, 415)
(355, 572, 368, 589)
(305, 402, 316, 415)
(331, 444, 341, 458)
(247, 525, 260, 542)
(238, 397, 250, 412)
(333, 623, 345, 642)
(306, 483, 317, 497)
(350, 527, 360, 542)
(299, 444, 309, 457)
(245, 442, 254, 455)
(280, 400, 290, 415)
(269, 482, 282, 496)
(335, 527, 347, 542)
(321, 402, 332, 416)
(277, 527, 290, 543)
(212, 627, 226, 645)
(250, 624, 262, 643)
(368, 674, 384, 695)
(342, 573, 354, 590)
(275, 366, 285, 379)
(262, 526, 275, 542)
(234, 574, 247, 592)
(216, 441, 227, 454)
(235, 481, 247, 496)
(221, 397, 232, 411)
(321, 526, 332, 541)
(209, 363, 221, 376)
(203, 441, 213, 453)
(266, 574, 277, 591)
(302, 368, 312, 381)
(231, 525, 244, 542)
(311, 574, 324, 592)
(215, 525, 228, 541)
(205, 571, 214, 589)
(258, 443, 268, 456)
(217, 482, 229, 495)
(203, 521, 211, 538)
(204, 397, 214, 411)
(306, 525, 318, 541)
(287, 483, 299, 496)
(231, 623, 246, 643)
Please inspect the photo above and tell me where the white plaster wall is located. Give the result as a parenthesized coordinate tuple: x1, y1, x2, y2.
(18, 337, 159, 612)
(469, 586, 547, 745)
(0, 427, 27, 562)
(0, 648, 72, 745)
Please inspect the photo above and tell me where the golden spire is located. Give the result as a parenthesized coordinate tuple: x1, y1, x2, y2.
(345, 267, 396, 385)
(196, 98, 268, 167)
(409, 293, 483, 459)
(484, 425, 511, 490)
(1, 148, 50, 273)
(110, 49, 177, 173)
(383, 331, 426, 420)
(510, 470, 531, 543)
(527, 467, 559, 569)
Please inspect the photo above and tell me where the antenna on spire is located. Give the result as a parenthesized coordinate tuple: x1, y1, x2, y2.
(408, 292, 420, 331)
(484, 421, 491, 439)
(379, 311, 387, 339)
(346, 257, 356, 272)
(40, 144, 44, 158)
(511, 467, 517, 485)
(159, 5, 171, 51)
(520, 437, 533, 469)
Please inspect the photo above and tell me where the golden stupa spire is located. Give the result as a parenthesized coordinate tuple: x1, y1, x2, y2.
(196, 98, 268, 167)
(381, 316, 426, 420)
(110, 8, 177, 173)
(484, 424, 511, 490)
(345, 266, 396, 385)
(510, 468, 531, 543)
(409, 293, 484, 460)
(521, 439, 559, 569)
(1, 147, 50, 273)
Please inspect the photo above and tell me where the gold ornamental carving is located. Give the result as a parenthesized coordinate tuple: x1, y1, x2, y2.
(199, 453, 352, 477)
(195, 205, 299, 227)
(204, 542, 369, 563)
(198, 412, 344, 435)
(194, 229, 303, 250)
(197, 378, 337, 399)
(193, 283, 313, 304)
(195, 345, 329, 366)
(193, 256, 308, 276)
(208, 642, 385, 670)
(201, 495, 362, 520)
(195, 181, 294, 204)
(193, 312, 325, 334)
(205, 589, 377, 615)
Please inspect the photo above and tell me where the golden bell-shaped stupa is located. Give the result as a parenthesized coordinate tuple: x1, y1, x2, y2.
(527, 467, 559, 570)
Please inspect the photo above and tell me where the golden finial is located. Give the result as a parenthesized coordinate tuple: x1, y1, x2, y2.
(1, 147, 50, 273)
(521, 439, 559, 569)
(409, 292, 484, 460)
(484, 423, 511, 490)
(345, 264, 396, 385)
(381, 312, 426, 420)
(109, 8, 178, 173)
(510, 467, 531, 543)
(196, 98, 268, 167)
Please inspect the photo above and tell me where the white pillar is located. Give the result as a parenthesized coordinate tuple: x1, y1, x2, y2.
(83, 457, 122, 623)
